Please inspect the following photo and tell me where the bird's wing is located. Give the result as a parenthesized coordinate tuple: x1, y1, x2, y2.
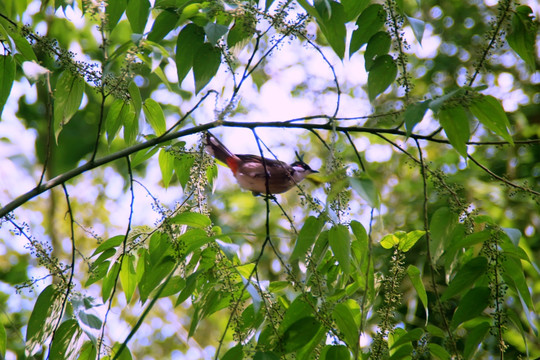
(236, 155, 291, 178)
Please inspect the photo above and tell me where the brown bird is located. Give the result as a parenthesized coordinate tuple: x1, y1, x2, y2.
(204, 132, 318, 195)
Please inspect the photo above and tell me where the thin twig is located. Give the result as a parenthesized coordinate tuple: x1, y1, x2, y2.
(414, 139, 460, 358)
(98, 156, 135, 359)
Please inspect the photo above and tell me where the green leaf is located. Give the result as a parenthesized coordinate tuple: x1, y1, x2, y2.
(49, 319, 83, 360)
(428, 343, 451, 360)
(132, 144, 160, 167)
(341, 0, 368, 21)
(77, 341, 97, 360)
(204, 22, 229, 46)
(438, 105, 470, 158)
(0, 321, 5, 359)
(106, 0, 127, 29)
(502, 256, 535, 312)
(111, 342, 133, 360)
(349, 175, 380, 208)
(170, 211, 212, 228)
(399, 230, 424, 252)
(279, 298, 312, 335)
(120, 255, 137, 303)
(222, 344, 244, 360)
(26, 285, 63, 356)
(228, 15, 255, 50)
(139, 255, 175, 302)
(364, 31, 391, 71)
(290, 216, 326, 260)
(349, 4, 386, 57)
(316, 1, 346, 59)
(463, 322, 490, 360)
(0, 55, 15, 116)
(441, 257, 488, 302)
(253, 351, 280, 360)
(174, 154, 195, 188)
(367, 54, 397, 101)
(91, 235, 124, 257)
(323, 345, 351, 360)
(430, 207, 458, 264)
(428, 88, 464, 113)
(148, 10, 179, 42)
(53, 71, 85, 142)
(176, 271, 199, 306)
(158, 148, 174, 188)
(332, 300, 360, 352)
(126, 0, 150, 33)
(216, 239, 239, 260)
(380, 232, 400, 249)
(406, 16, 425, 44)
(282, 317, 321, 353)
(8, 28, 38, 61)
(404, 100, 430, 137)
(176, 24, 205, 84)
(71, 294, 102, 348)
(507, 5, 537, 69)
(469, 95, 513, 145)
(451, 287, 490, 329)
(102, 262, 121, 302)
(123, 101, 138, 144)
(407, 265, 428, 322)
(193, 43, 221, 94)
(329, 224, 351, 274)
(390, 327, 424, 349)
(142, 99, 167, 136)
(242, 277, 262, 313)
(105, 99, 134, 145)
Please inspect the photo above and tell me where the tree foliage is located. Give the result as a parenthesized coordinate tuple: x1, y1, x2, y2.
(0, 0, 538, 359)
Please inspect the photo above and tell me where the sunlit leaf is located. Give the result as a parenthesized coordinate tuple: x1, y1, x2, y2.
(143, 98, 167, 136)
(120, 255, 137, 303)
(49, 319, 83, 360)
(26, 285, 63, 356)
(158, 148, 174, 188)
(170, 211, 211, 228)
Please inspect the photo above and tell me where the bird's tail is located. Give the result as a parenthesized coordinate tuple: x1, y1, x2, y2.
(204, 132, 236, 165)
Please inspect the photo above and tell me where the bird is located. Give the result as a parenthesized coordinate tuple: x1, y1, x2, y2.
(204, 131, 318, 195)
